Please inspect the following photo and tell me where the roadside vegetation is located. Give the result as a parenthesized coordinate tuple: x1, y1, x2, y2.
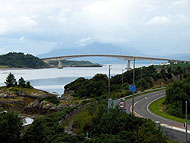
(149, 76, 190, 121)
(149, 96, 190, 124)
(0, 103, 168, 143)
(164, 77, 190, 119)
(65, 63, 190, 100)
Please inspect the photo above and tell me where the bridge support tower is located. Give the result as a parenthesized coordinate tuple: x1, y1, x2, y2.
(126, 60, 131, 71)
(151, 60, 154, 65)
(58, 60, 63, 69)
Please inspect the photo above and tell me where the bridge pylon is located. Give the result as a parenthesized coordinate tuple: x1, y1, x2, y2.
(126, 60, 131, 71)
(151, 60, 154, 65)
(58, 60, 63, 69)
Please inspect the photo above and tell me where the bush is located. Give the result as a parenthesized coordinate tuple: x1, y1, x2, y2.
(164, 78, 190, 118)
(39, 95, 60, 104)
(72, 102, 167, 143)
(0, 111, 23, 143)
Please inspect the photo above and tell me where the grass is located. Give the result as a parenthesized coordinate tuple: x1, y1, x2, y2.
(0, 65, 8, 68)
(149, 96, 190, 125)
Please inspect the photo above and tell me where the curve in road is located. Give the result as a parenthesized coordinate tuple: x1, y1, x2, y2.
(125, 90, 184, 127)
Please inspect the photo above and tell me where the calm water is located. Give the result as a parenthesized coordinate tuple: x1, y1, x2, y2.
(0, 64, 149, 95)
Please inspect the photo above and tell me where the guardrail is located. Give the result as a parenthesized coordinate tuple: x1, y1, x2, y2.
(119, 87, 166, 100)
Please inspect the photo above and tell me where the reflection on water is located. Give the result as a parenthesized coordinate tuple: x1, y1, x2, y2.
(0, 64, 149, 95)
(30, 77, 79, 95)
(23, 117, 34, 126)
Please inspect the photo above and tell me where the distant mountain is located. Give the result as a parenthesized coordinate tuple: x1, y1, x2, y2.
(38, 42, 143, 64)
(166, 54, 190, 61)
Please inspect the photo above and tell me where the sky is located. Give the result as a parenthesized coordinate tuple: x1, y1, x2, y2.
(0, 0, 190, 56)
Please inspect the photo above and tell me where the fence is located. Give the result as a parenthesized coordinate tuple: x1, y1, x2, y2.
(155, 121, 190, 143)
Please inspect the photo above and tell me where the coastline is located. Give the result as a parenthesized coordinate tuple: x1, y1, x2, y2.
(0, 65, 103, 70)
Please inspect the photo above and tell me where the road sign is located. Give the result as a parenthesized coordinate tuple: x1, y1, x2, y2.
(129, 85, 136, 91)
(108, 99, 127, 112)
(118, 101, 126, 109)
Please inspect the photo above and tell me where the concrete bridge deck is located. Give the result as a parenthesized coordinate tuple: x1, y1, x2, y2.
(41, 54, 190, 68)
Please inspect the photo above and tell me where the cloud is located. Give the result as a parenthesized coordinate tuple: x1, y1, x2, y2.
(145, 16, 170, 25)
(48, 8, 72, 23)
(76, 37, 91, 46)
(0, 16, 38, 35)
(170, 0, 187, 8)
(19, 37, 25, 41)
(0, 0, 189, 56)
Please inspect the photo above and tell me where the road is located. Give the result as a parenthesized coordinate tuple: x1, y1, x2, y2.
(125, 90, 184, 127)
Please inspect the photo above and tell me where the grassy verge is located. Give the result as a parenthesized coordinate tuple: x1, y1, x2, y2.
(149, 96, 190, 125)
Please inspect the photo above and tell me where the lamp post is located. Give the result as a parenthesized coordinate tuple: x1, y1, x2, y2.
(132, 57, 135, 115)
(141, 67, 142, 91)
(108, 65, 112, 98)
(122, 69, 124, 87)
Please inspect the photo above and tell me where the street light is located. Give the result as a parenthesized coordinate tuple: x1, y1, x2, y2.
(141, 67, 143, 91)
(122, 69, 124, 88)
(132, 57, 135, 115)
(108, 65, 112, 98)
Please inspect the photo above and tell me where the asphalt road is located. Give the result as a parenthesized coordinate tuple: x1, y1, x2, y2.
(125, 90, 184, 127)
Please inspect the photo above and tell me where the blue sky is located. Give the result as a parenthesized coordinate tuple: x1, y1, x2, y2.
(0, 0, 189, 56)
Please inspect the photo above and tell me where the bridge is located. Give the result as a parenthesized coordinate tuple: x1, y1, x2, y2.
(41, 54, 190, 69)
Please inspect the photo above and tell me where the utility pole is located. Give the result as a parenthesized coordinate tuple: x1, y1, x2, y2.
(132, 57, 135, 115)
(122, 69, 124, 88)
(186, 100, 188, 143)
(141, 67, 142, 91)
(108, 65, 112, 98)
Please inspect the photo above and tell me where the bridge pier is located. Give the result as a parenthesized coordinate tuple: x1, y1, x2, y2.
(126, 60, 131, 71)
(151, 60, 154, 65)
(58, 60, 63, 69)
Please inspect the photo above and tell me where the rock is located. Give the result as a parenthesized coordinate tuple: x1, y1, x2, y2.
(63, 90, 74, 95)
(69, 103, 77, 107)
(60, 95, 73, 100)
(24, 99, 61, 113)
(39, 101, 54, 110)
(56, 104, 68, 111)
(28, 100, 40, 108)
(49, 106, 56, 111)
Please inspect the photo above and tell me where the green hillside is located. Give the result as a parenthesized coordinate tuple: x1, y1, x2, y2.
(0, 52, 49, 69)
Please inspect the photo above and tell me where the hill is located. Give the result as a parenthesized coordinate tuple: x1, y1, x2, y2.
(0, 52, 49, 69)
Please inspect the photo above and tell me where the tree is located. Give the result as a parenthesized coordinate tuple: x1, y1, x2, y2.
(73, 104, 167, 143)
(18, 77, 26, 88)
(26, 81, 32, 88)
(0, 111, 23, 143)
(164, 78, 190, 118)
(5, 73, 17, 87)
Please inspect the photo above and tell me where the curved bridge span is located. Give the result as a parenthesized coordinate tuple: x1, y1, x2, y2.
(41, 54, 190, 68)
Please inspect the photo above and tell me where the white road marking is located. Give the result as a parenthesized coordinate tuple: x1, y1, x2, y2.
(146, 95, 171, 121)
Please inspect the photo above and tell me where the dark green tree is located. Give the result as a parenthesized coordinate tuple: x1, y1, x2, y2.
(73, 103, 167, 143)
(18, 77, 26, 88)
(5, 73, 17, 87)
(0, 111, 23, 143)
(26, 81, 32, 88)
(164, 78, 190, 118)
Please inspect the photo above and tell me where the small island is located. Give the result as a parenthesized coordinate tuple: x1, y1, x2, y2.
(0, 52, 49, 69)
(0, 52, 102, 69)
(48, 59, 102, 68)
